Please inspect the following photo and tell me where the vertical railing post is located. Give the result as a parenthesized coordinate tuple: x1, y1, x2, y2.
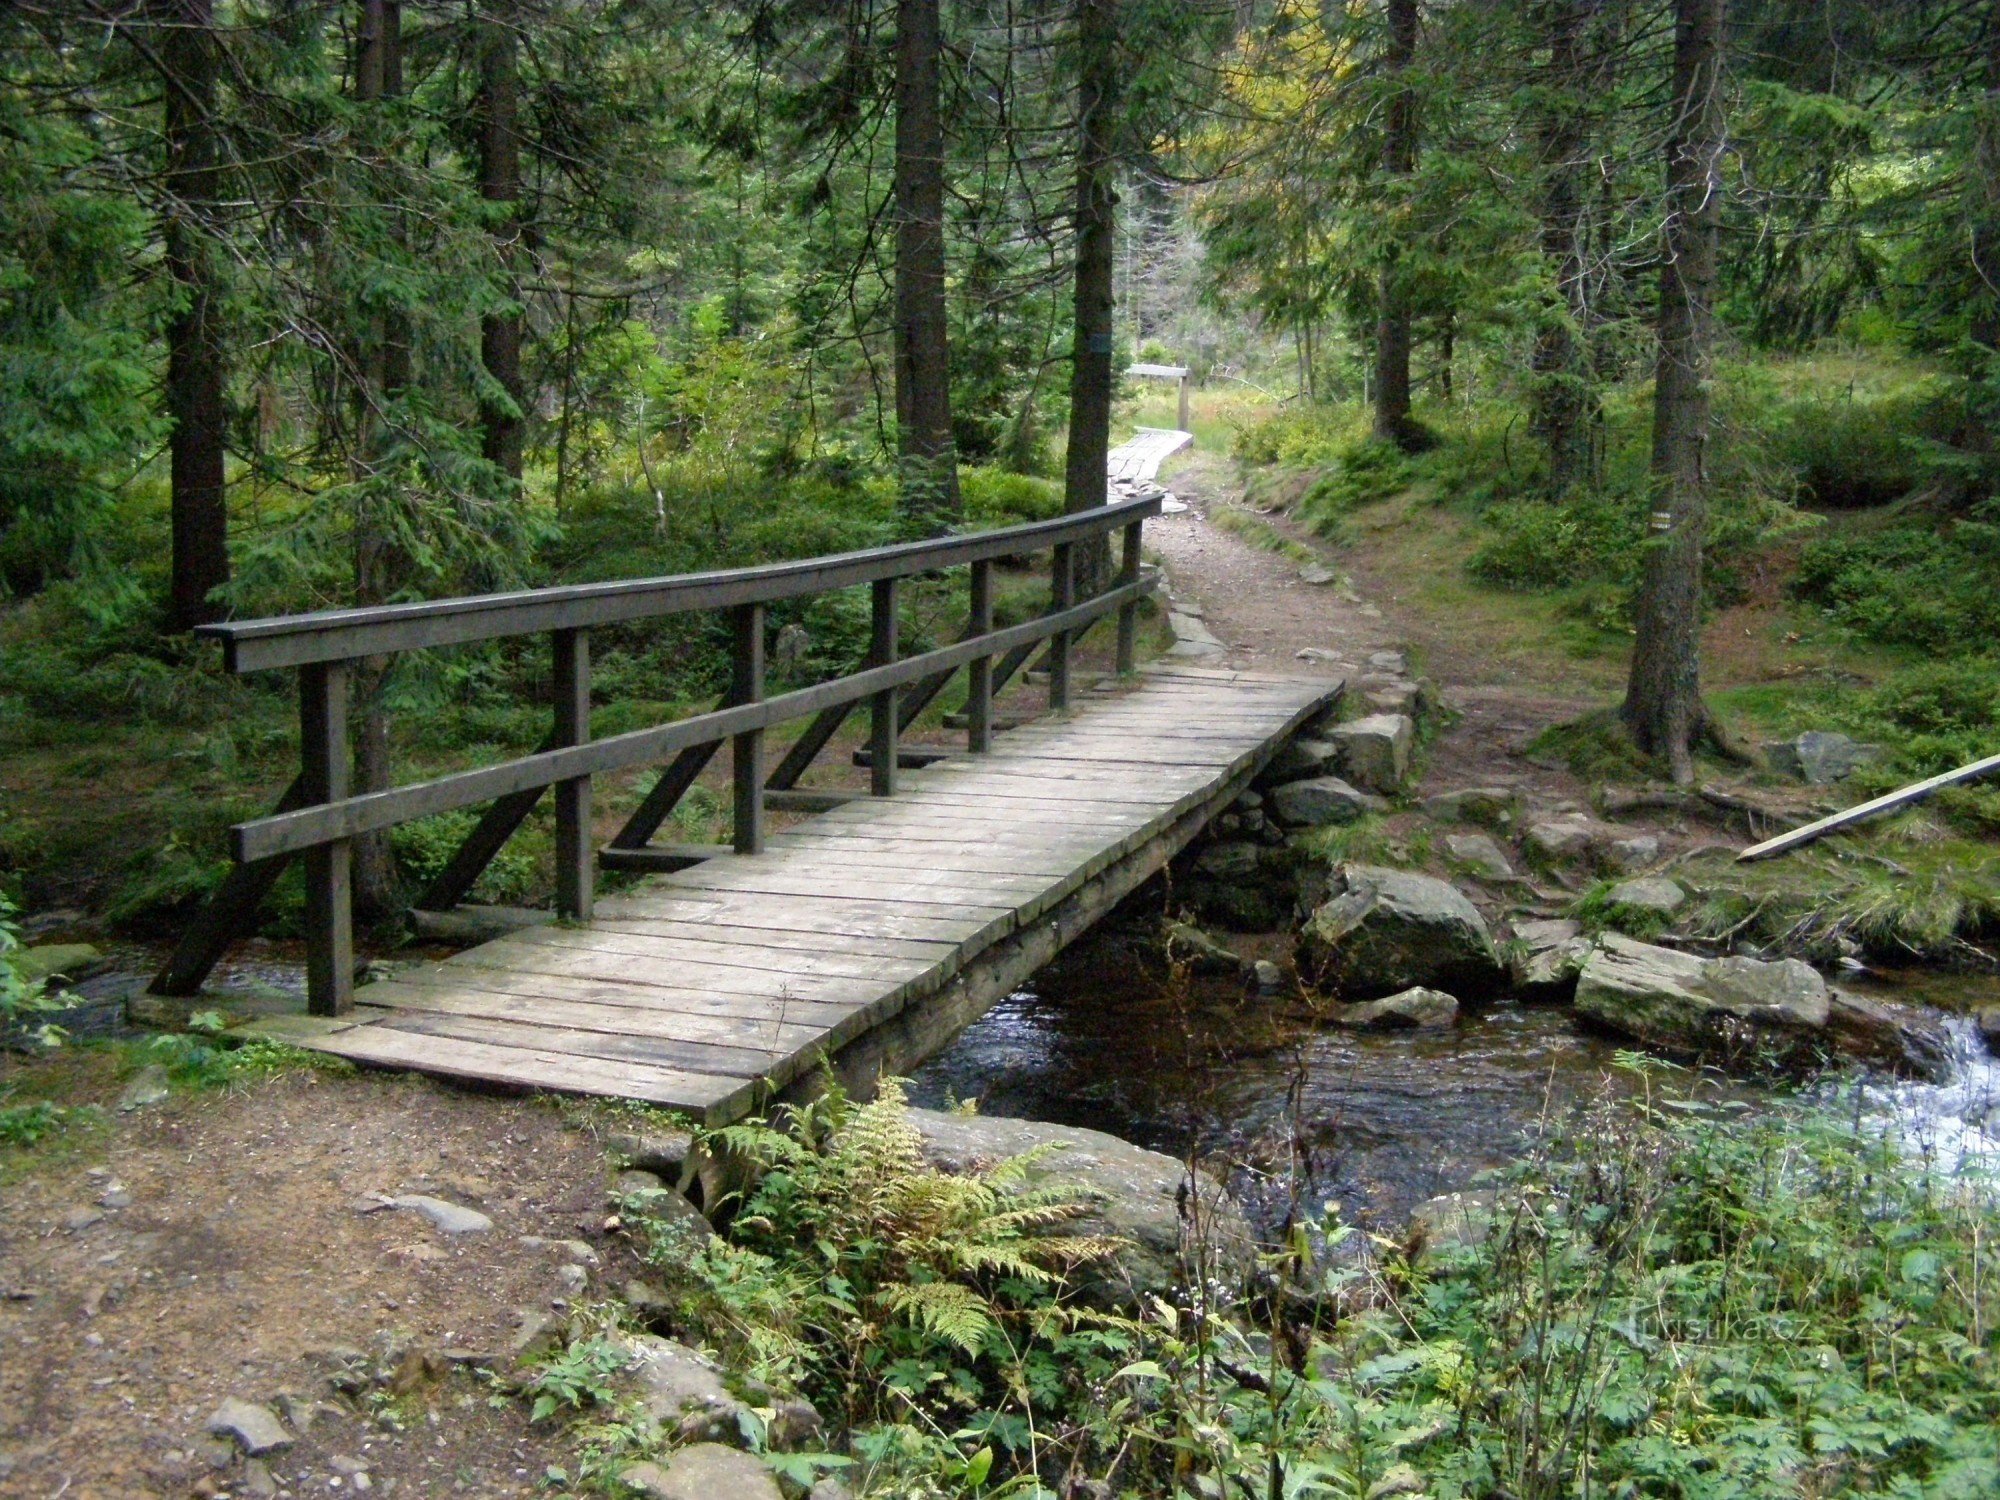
(870, 577, 899, 795)
(552, 627, 592, 921)
(1049, 541, 1075, 711)
(300, 661, 353, 1016)
(732, 602, 765, 853)
(1115, 519, 1143, 675)
(966, 558, 993, 754)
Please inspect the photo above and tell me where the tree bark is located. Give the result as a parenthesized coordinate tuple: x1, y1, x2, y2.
(893, 0, 960, 531)
(156, 0, 230, 632)
(1371, 0, 1424, 451)
(1623, 0, 1725, 785)
(1062, 0, 1118, 593)
(1529, 0, 1601, 495)
(351, 0, 407, 916)
(477, 6, 525, 483)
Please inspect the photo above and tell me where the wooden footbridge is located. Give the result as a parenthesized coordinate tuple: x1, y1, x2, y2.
(152, 498, 1337, 1123)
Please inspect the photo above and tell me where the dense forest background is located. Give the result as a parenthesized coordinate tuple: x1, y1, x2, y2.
(5, 0, 2000, 936)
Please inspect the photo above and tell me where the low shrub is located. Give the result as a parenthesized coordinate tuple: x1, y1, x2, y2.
(1465, 494, 1642, 592)
(1793, 508, 2000, 654)
(960, 466, 1063, 529)
(1298, 439, 1416, 530)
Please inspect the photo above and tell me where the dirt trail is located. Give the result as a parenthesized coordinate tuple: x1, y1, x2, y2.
(0, 1064, 637, 1499)
(1150, 453, 1607, 827)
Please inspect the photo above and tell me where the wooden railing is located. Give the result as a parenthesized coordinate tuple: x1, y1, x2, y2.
(150, 496, 1162, 1015)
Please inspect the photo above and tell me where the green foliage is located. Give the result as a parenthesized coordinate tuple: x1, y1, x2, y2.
(680, 1081, 1121, 1415)
(1683, 830, 2000, 963)
(1299, 439, 1417, 526)
(1765, 381, 1957, 509)
(0, 889, 61, 1049)
(523, 1337, 634, 1424)
(142, 1018, 350, 1092)
(102, 834, 234, 937)
(0, 1099, 73, 1147)
(1230, 401, 1372, 469)
(1465, 494, 1641, 592)
(1209, 503, 1317, 564)
(958, 467, 1063, 529)
(1354, 1083, 2000, 1500)
(1571, 878, 1677, 940)
(1527, 710, 1653, 784)
(0, 71, 161, 593)
(1794, 510, 2000, 655)
(391, 813, 540, 907)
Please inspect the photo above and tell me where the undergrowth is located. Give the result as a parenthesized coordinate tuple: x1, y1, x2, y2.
(568, 1068, 2000, 1498)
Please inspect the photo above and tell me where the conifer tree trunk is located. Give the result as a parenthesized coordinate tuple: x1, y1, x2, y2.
(1530, 0, 1600, 495)
(478, 6, 525, 482)
(1371, 0, 1423, 451)
(1062, 0, 1118, 593)
(1623, 0, 1724, 784)
(893, 0, 960, 530)
(352, 0, 407, 916)
(156, 0, 230, 631)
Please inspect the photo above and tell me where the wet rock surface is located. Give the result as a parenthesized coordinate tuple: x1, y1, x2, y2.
(1330, 986, 1458, 1030)
(1574, 936, 1873, 1066)
(1507, 919, 1594, 999)
(1298, 864, 1505, 999)
(905, 1107, 1255, 1303)
(1270, 775, 1388, 828)
(624, 1443, 783, 1500)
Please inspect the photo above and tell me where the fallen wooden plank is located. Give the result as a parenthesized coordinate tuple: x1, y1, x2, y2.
(1737, 749, 2000, 862)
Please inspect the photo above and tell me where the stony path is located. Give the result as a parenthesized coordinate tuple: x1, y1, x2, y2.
(1144, 452, 1630, 853)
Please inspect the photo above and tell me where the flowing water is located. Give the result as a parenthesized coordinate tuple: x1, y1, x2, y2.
(908, 927, 2000, 1232)
(27, 925, 2000, 1229)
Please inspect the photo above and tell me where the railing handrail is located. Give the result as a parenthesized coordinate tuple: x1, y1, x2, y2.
(158, 493, 1161, 1017)
(199, 495, 1162, 673)
(225, 575, 1155, 864)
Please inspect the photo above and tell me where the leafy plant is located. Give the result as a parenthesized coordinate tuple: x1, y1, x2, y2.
(0, 1098, 71, 1146)
(523, 1337, 633, 1424)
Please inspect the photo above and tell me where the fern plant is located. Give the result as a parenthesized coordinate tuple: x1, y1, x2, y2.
(675, 1079, 1126, 1434)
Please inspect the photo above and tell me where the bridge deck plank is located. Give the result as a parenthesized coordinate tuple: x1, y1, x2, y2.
(294, 668, 1338, 1121)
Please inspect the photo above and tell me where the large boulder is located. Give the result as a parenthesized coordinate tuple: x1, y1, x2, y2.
(1523, 817, 1600, 866)
(1825, 989, 1953, 1081)
(620, 1335, 750, 1442)
(1328, 714, 1415, 794)
(1421, 787, 1519, 830)
(1767, 731, 1876, 785)
(1507, 918, 1594, 1000)
(905, 1108, 1256, 1306)
(1269, 777, 1388, 829)
(621, 1446, 782, 1500)
(1259, 736, 1340, 786)
(1444, 834, 1515, 881)
(1574, 936, 1829, 1063)
(1328, 986, 1457, 1030)
(1603, 876, 1687, 924)
(1297, 864, 1505, 999)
